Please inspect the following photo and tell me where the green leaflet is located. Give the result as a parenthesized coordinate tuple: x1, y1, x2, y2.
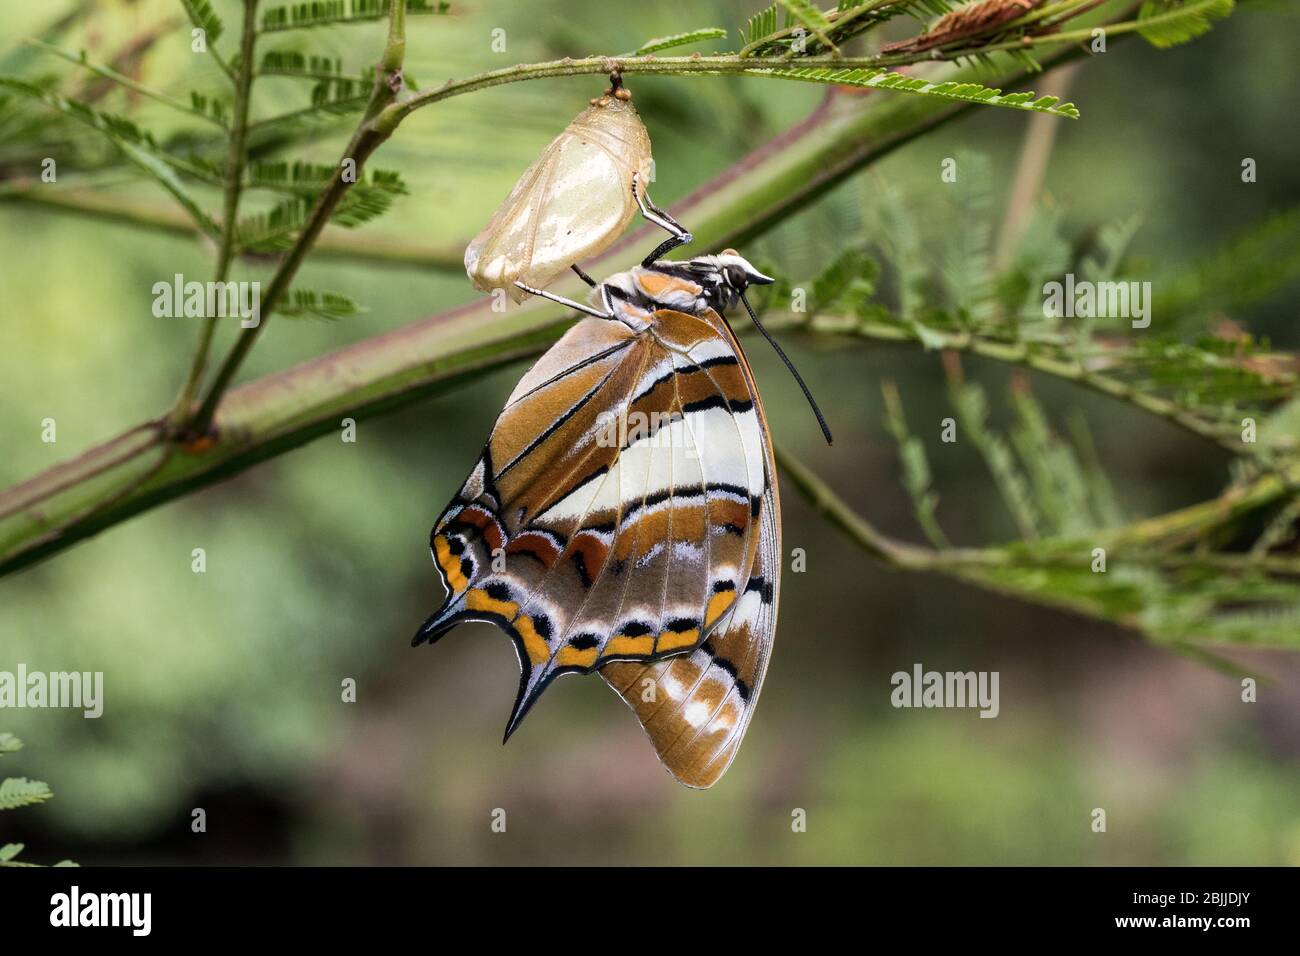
(951, 380, 1045, 541)
(260, 0, 450, 33)
(1152, 206, 1300, 329)
(882, 381, 951, 549)
(1137, 0, 1235, 49)
(178, 0, 225, 45)
(235, 172, 405, 251)
(632, 28, 728, 55)
(743, 3, 782, 48)
(245, 160, 407, 196)
(118, 140, 220, 235)
(0, 735, 75, 866)
(246, 91, 372, 135)
(742, 1, 955, 56)
(28, 40, 226, 128)
(274, 289, 367, 320)
(0, 76, 219, 235)
(940, 152, 996, 326)
(742, 67, 1081, 119)
(811, 247, 877, 314)
(776, 0, 839, 53)
(0, 777, 52, 811)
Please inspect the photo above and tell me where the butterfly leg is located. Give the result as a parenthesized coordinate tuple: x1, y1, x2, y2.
(633, 173, 693, 267)
(513, 281, 613, 319)
(571, 264, 597, 287)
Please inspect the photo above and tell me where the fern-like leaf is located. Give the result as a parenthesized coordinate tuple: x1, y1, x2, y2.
(744, 3, 782, 48)
(882, 381, 951, 547)
(0, 733, 21, 755)
(776, 0, 839, 53)
(740, 67, 1081, 119)
(257, 50, 378, 102)
(940, 152, 996, 325)
(632, 28, 728, 55)
(870, 180, 929, 327)
(0, 777, 53, 810)
(260, 0, 450, 33)
(179, 0, 225, 45)
(0, 76, 218, 233)
(245, 160, 407, 197)
(247, 90, 372, 135)
(1009, 387, 1097, 537)
(274, 289, 366, 320)
(811, 247, 876, 314)
(951, 380, 1043, 539)
(743, 1, 954, 57)
(1137, 0, 1235, 49)
(1153, 206, 1300, 329)
(189, 90, 231, 126)
(236, 169, 405, 251)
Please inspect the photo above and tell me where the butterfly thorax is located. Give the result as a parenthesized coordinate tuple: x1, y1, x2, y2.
(592, 252, 774, 331)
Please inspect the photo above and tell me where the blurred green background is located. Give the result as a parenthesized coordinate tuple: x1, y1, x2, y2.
(1, 0, 1298, 865)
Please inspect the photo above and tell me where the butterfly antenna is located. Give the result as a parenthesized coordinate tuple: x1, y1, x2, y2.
(740, 292, 833, 446)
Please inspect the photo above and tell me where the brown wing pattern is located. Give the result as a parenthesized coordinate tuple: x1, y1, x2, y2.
(414, 310, 774, 768)
(600, 313, 780, 788)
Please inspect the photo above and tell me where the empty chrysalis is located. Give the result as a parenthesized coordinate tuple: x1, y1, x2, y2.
(464, 76, 657, 302)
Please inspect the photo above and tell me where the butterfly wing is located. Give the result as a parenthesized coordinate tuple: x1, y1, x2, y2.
(600, 311, 780, 789)
(414, 309, 771, 767)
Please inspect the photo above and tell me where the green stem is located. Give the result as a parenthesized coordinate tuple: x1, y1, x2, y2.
(0, 185, 465, 271)
(373, 47, 1076, 134)
(805, 316, 1250, 455)
(188, 0, 408, 436)
(169, 0, 259, 429)
(775, 446, 945, 570)
(776, 441, 1300, 646)
(25, 39, 227, 128)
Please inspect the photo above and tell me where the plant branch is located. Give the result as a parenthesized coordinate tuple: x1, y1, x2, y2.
(776, 443, 1300, 649)
(25, 39, 226, 128)
(785, 313, 1252, 454)
(775, 446, 946, 571)
(169, 0, 259, 429)
(0, 184, 466, 271)
(372, 49, 1078, 134)
(187, 0, 408, 435)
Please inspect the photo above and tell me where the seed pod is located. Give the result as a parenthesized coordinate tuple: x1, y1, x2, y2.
(464, 95, 654, 301)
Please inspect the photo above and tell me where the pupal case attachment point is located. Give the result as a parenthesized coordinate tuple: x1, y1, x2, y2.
(464, 89, 653, 301)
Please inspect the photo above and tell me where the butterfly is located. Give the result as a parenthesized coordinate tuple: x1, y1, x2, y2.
(415, 179, 831, 789)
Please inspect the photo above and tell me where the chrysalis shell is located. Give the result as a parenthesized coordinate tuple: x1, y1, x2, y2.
(464, 96, 653, 302)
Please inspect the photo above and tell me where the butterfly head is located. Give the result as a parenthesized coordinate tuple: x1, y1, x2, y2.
(686, 249, 774, 314)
